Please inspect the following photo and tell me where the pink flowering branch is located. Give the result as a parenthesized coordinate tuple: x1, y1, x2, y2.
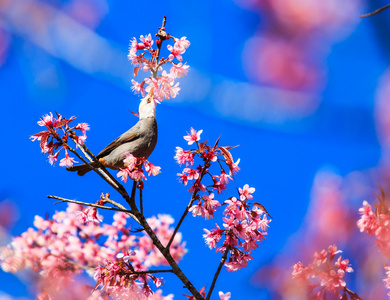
(361, 4, 390, 18)
(292, 245, 360, 299)
(47, 195, 141, 223)
(165, 162, 209, 251)
(356, 186, 390, 296)
(20, 17, 268, 300)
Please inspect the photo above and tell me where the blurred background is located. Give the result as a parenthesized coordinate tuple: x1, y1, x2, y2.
(0, 0, 389, 298)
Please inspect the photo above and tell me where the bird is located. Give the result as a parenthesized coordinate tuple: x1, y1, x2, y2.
(67, 93, 157, 176)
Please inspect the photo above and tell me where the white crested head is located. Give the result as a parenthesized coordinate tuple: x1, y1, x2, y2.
(138, 93, 156, 120)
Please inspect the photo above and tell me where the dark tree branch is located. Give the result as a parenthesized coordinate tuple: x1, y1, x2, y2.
(206, 247, 229, 300)
(361, 4, 390, 18)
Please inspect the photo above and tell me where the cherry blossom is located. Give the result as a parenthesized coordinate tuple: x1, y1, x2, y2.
(117, 153, 160, 183)
(219, 291, 231, 300)
(127, 33, 190, 103)
(292, 245, 354, 298)
(183, 128, 203, 145)
(0, 204, 186, 299)
(59, 150, 78, 167)
(238, 184, 255, 200)
(170, 63, 189, 78)
(31, 113, 88, 167)
(167, 44, 183, 61)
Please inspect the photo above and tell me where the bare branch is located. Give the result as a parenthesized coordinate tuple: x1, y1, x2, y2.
(361, 4, 390, 18)
(48, 195, 140, 224)
(206, 247, 229, 300)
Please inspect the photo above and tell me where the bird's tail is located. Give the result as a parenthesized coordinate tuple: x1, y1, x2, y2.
(66, 162, 99, 176)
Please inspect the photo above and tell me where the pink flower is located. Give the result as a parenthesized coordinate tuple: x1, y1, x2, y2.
(188, 179, 206, 193)
(59, 151, 77, 167)
(238, 184, 255, 200)
(131, 79, 145, 97)
(202, 193, 220, 219)
(292, 262, 309, 280)
(189, 203, 203, 217)
(38, 112, 57, 127)
(129, 37, 140, 52)
(117, 168, 130, 183)
(335, 256, 353, 273)
(76, 135, 86, 146)
(76, 210, 89, 224)
(203, 226, 223, 249)
(212, 179, 227, 193)
(183, 128, 203, 145)
(177, 172, 189, 185)
(123, 152, 138, 170)
(230, 158, 240, 175)
(75, 207, 101, 225)
(144, 161, 161, 176)
(166, 82, 181, 99)
(174, 147, 194, 166)
(153, 277, 163, 288)
(184, 168, 199, 180)
(328, 244, 342, 258)
(170, 62, 189, 78)
(217, 170, 232, 185)
(139, 34, 153, 48)
(174, 36, 190, 52)
(127, 50, 143, 66)
(314, 249, 328, 266)
(167, 44, 183, 61)
(219, 291, 231, 300)
(116, 249, 136, 263)
(48, 153, 59, 165)
(74, 123, 90, 136)
(130, 169, 146, 182)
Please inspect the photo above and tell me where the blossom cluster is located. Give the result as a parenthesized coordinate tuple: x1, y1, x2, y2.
(30, 112, 89, 167)
(203, 190, 270, 272)
(117, 152, 161, 183)
(128, 33, 190, 102)
(357, 192, 390, 297)
(292, 245, 355, 299)
(175, 128, 240, 195)
(357, 198, 390, 257)
(175, 128, 270, 272)
(0, 203, 185, 299)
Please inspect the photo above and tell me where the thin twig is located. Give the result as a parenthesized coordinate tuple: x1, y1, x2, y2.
(165, 193, 197, 251)
(130, 181, 137, 207)
(205, 247, 229, 300)
(68, 133, 132, 201)
(133, 269, 174, 275)
(100, 194, 128, 211)
(48, 195, 140, 224)
(345, 287, 363, 300)
(140, 187, 144, 216)
(165, 164, 209, 251)
(66, 144, 119, 190)
(153, 16, 168, 78)
(361, 4, 390, 18)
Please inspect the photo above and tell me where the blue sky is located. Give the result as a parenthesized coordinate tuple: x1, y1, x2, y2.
(0, 0, 386, 299)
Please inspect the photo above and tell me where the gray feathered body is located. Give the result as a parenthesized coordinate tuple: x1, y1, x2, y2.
(67, 116, 157, 176)
(98, 117, 157, 169)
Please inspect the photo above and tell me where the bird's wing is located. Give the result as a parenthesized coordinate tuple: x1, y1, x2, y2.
(96, 124, 140, 158)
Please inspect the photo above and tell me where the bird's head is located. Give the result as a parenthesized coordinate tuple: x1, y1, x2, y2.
(138, 91, 157, 120)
